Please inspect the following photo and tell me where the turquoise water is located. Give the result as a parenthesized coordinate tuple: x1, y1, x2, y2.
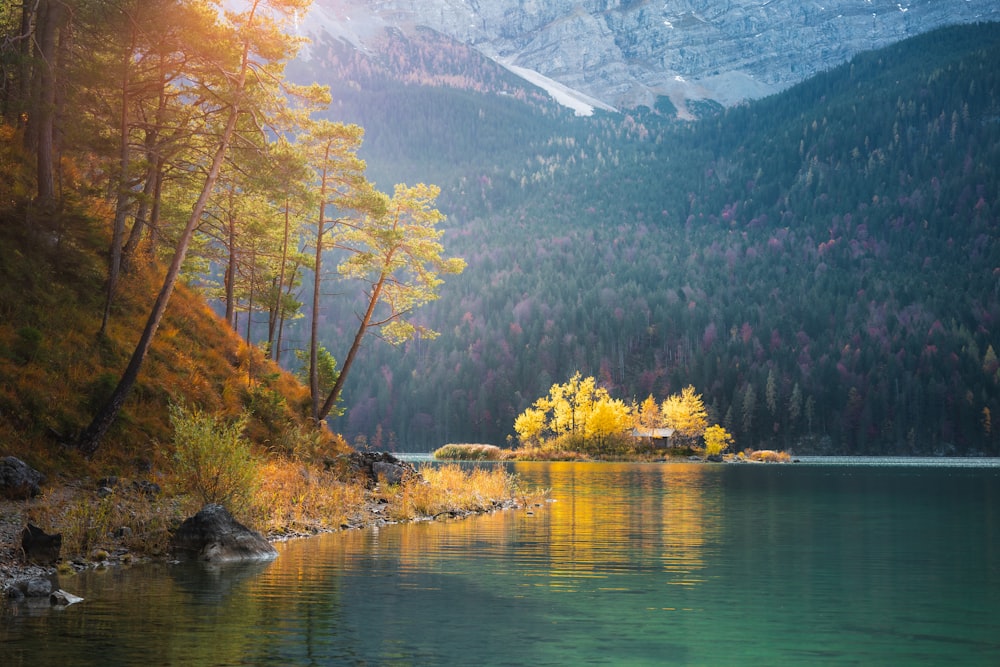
(3, 459, 999, 665)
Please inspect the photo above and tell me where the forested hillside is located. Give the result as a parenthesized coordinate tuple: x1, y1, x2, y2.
(293, 23, 1000, 455)
(0, 0, 348, 466)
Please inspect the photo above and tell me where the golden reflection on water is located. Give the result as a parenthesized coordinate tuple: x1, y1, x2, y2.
(512, 462, 724, 588)
(9, 463, 998, 667)
(268, 462, 725, 594)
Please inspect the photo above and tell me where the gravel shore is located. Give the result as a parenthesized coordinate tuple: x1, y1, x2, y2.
(1, 489, 526, 596)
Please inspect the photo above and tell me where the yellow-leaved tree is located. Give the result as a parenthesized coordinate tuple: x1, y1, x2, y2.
(586, 396, 633, 444)
(703, 425, 734, 458)
(661, 385, 709, 447)
(635, 394, 662, 430)
(513, 403, 549, 446)
(514, 372, 632, 453)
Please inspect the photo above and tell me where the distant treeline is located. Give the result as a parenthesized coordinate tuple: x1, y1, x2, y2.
(288, 23, 1000, 455)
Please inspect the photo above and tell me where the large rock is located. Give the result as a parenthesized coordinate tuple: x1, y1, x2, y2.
(0, 456, 45, 499)
(328, 451, 418, 489)
(20, 523, 61, 565)
(4, 577, 53, 599)
(170, 504, 277, 563)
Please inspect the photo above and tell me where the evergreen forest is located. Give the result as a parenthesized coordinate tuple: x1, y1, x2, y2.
(289, 23, 1000, 455)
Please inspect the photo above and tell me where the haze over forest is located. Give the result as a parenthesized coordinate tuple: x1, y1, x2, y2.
(283, 18, 1000, 455)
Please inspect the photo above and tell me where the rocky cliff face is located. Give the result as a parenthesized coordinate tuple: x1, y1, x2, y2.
(306, 0, 998, 115)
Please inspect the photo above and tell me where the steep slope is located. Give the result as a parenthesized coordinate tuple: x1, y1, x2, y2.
(0, 190, 322, 474)
(297, 23, 1000, 455)
(302, 0, 1000, 114)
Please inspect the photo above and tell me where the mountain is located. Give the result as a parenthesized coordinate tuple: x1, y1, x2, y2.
(300, 0, 1000, 116)
(283, 22, 1000, 456)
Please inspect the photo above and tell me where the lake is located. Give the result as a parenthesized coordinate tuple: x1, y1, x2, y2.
(3, 458, 999, 665)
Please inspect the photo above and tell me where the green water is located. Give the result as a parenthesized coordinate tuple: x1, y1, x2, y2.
(3, 459, 999, 665)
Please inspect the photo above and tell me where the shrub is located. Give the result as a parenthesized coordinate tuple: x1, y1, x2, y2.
(433, 443, 503, 460)
(748, 449, 792, 463)
(85, 373, 120, 413)
(169, 404, 259, 517)
(251, 458, 367, 535)
(270, 423, 346, 463)
(246, 384, 289, 435)
(13, 326, 42, 364)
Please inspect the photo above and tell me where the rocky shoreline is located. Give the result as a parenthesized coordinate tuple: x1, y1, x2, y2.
(1, 499, 447, 601)
(1, 482, 529, 604)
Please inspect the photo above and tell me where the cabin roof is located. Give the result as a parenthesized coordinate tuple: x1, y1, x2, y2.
(630, 427, 675, 438)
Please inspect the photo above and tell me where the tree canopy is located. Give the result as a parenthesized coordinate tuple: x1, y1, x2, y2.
(0, 0, 465, 454)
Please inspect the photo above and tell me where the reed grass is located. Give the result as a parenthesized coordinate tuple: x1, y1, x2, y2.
(380, 464, 535, 522)
(250, 459, 368, 536)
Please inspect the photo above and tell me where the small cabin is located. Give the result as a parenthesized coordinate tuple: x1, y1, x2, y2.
(629, 427, 675, 448)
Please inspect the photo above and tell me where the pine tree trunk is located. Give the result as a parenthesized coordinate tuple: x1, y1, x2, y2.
(32, 0, 63, 205)
(225, 207, 237, 329)
(309, 213, 324, 422)
(309, 159, 331, 423)
(77, 21, 254, 454)
(101, 29, 136, 336)
(317, 276, 385, 422)
(268, 200, 291, 354)
(2, 0, 34, 124)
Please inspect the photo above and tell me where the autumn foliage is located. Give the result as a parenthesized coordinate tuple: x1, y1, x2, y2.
(514, 372, 632, 455)
(514, 375, 736, 459)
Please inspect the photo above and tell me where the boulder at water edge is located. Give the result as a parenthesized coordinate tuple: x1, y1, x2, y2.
(20, 523, 61, 565)
(0, 456, 45, 499)
(3, 577, 52, 600)
(170, 504, 277, 563)
(330, 451, 418, 488)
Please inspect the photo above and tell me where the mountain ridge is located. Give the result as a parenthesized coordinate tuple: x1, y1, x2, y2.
(301, 0, 1000, 115)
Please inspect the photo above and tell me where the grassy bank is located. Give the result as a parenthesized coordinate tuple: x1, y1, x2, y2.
(2, 459, 541, 583)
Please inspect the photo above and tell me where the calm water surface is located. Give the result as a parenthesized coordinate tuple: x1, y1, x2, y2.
(3, 459, 999, 665)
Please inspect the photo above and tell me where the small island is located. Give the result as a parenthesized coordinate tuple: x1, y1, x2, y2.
(434, 373, 791, 463)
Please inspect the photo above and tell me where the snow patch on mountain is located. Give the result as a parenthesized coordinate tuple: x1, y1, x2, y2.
(500, 62, 618, 116)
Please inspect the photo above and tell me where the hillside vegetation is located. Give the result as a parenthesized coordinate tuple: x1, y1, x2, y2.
(0, 145, 327, 475)
(298, 23, 1000, 455)
(0, 1, 538, 569)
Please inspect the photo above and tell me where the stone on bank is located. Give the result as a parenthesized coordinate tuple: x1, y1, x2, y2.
(0, 456, 45, 500)
(170, 504, 277, 563)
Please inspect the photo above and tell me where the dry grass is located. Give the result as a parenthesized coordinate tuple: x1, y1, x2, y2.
(250, 459, 368, 536)
(380, 464, 534, 522)
(746, 449, 793, 463)
(433, 443, 505, 460)
(506, 446, 591, 461)
(23, 482, 186, 560)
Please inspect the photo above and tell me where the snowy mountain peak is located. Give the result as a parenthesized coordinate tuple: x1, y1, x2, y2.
(303, 0, 999, 115)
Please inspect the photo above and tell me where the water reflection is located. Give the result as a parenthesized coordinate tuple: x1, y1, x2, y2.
(4, 462, 998, 666)
(510, 462, 723, 586)
(170, 559, 273, 603)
